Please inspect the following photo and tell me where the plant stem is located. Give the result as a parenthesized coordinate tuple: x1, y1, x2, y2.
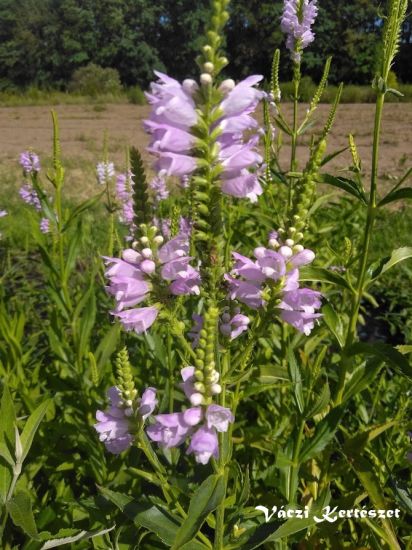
(288, 62, 301, 211)
(335, 91, 385, 404)
(288, 419, 305, 504)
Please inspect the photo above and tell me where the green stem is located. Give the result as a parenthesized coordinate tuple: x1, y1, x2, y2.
(335, 92, 385, 405)
(288, 419, 305, 504)
(288, 62, 301, 211)
(167, 330, 174, 412)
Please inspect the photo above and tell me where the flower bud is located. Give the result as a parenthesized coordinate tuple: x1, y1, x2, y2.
(254, 247, 266, 259)
(182, 79, 199, 94)
(190, 393, 204, 406)
(195, 369, 204, 381)
(203, 62, 214, 74)
(200, 73, 213, 86)
(211, 384, 222, 395)
(219, 79, 235, 93)
(285, 239, 295, 247)
(293, 244, 304, 253)
(122, 249, 141, 264)
(268, 238, 279, 248)
(141, 248, 153, 259)
(140, 236, 149, 245)
(279, 246, 293, 259)
(154, 235, 164, 245)
(194, 382, 205, 393)
(140, 259, 156, 274)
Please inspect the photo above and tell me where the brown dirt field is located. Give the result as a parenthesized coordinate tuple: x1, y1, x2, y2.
(0, 102, 411, 201)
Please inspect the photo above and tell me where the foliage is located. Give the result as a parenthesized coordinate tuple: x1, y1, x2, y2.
(68, 63, 122, 97)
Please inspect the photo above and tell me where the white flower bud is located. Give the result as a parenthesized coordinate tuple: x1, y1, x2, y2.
(203, 62, 214, 74)
(211, 384, 222, 395)
(132, 241, 139, 250)
(183, 79, 199, 94)
(254, 247, 266, 259)
(190, 393, 204, 406)
(289, 227, 297, 234)
(296, 232, 304, 240)
(154, 235, 164, 245)
(210, 370, 220, 384)
(279, 246, 293, 259)
(268, 238, 279, 248)
(200, 73, 213, 86)
(293, 244, 304, 253)
(203, 44, 212, 53)
(141, 248, 153, 259)
(285, 239, 295, 247)
(219, 79, 235, 93)
(194, 382, 205, 393)
(140, 236, 149, 245)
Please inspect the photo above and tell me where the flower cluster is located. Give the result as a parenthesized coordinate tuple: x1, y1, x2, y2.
(19, 151, 41, 175)
(95, 386, 157, 454)
(115, 171, 134, 228)
(96, 161, 115, 186)
(281, 0, 318, 61)
(19, 184, 41, 211)
(147, 367, 234, 464)
(226, 231, 322, 335)
(144, 71, 265, 202)
(104, 226, 201, 333)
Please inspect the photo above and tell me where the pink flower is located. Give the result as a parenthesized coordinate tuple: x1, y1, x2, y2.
(20, 151, 40, 174)
(187, 426, 219, 465)
(94, 387, 133, 455)
(112, 306, 159, 333)
(138, 387, 158, 420)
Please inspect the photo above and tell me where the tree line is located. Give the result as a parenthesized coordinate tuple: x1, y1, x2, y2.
(0, 0, 411, 91)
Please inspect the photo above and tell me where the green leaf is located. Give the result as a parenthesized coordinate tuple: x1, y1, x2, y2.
(287, 349, 304, 414)
(389, 478, 412, 515)
(304, 383, 331, 419)
(367, 246, 412, 281)
(299, 406, 344, 463)
(94, 324, 121, 372)
(62, 191, 105, 232)
(299, 266, 353, 292)
(20, 399, 51, 463)
(7, 491, 39, 540)
(0, 385, 16, 504)
(317, 174, 367, 204)
(320, 146, 349, 167)
(322, 303, 344, 347)
(99, 487, 183, 546)
(40, 526, 115, 549)
(378, 186, 412, 207)
(343, 420, 397, 456)
(347, 342, 412, 379)
(342, 360, 385, 402)
(171, 474, 225, 550)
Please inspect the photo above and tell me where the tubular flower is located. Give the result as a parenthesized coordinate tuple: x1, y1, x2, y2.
(281, 0, 318, 61)
(96, 161, 115, 186)
(144, 72, 265, 202)
(116, 171, 135, 228)
(226, 232, 322, 335)
(147, 368, 234, 465)
(19, 151, 41, 174)
(104, 229, 201, 333)
(95, 386, 157, 455)
(19, 184, 41, 211)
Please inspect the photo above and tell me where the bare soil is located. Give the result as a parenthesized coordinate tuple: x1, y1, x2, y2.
(0, 102, 411, 201)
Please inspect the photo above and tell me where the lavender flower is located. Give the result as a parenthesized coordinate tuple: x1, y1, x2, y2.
(115, 172, 135, 227)
(149, 176, 169, 202)
(96, 161, 115, 186)
(19, 151, 41, 174)
(226, 234, 322, 335)
(0, 210, 7, 218)
(144, 72, 265, 202)
(39, 218, 50, 234)
(95, 386, 157, 454)
(281, 0, 318, 61)
(147, 368, 234, 465)
(19, 184, 41, 211)
(104, 232, 201, 333)
(190, 309, 250, 346)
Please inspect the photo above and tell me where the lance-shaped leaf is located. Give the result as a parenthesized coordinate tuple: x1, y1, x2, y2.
(7, 490, 39, 540)
(367, 246, 412, 282)
(299, 266, 353, 292)
(342, 360, 385, 402)
(0, 386, 16, 504)
(20, 399, 52, 463)
(299, 406, 344, 463)
(40, 526, 115, 549)
(171, 474, 225, 550)
(316, 174, 367, 204)
(346, 341, 412, 379)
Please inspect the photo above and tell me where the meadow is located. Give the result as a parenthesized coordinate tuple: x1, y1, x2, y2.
(0, 0, 412, 549)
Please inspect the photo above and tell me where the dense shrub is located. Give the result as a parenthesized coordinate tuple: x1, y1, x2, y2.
(69, 63, 122, 97)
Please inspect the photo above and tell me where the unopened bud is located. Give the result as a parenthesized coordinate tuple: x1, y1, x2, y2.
(140, 236, 149, 245)
(211, 384, 222, 395)
(269, 238, 279, 248)
(190, 393, 204, 406)
(293, 244, 304, 253)
(200, 73, 213, 86)
(194, 382, 205, 393)
(203, 62, 214, 74)
(285, 239, 295, 247)
(141, 248, 153, 259)
(279, 246, 293, 259)
(140, 259, 156, 274)
(122, 249, 141, 264)
(219, 79, 235, 93)
(154, 235, 164, 245)
(182, 79, 199, 94)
